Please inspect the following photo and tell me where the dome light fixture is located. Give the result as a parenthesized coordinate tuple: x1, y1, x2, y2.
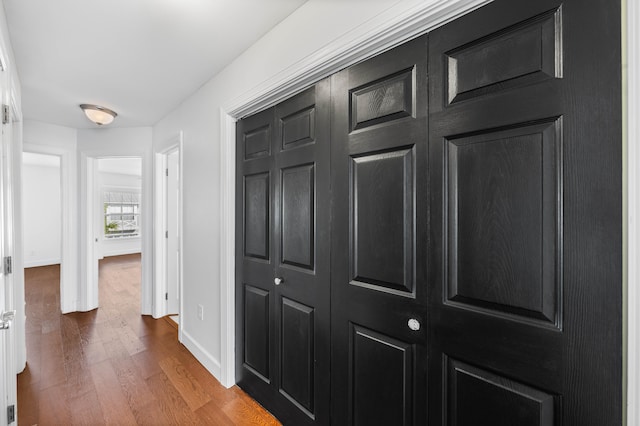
(79, 104, 117, 126)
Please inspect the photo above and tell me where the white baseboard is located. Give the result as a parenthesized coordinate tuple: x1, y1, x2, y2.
(24, 258, 61, 268)
(181, 329, 223, 384)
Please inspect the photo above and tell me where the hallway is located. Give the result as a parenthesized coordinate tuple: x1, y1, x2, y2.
(17, 254, 280, 425)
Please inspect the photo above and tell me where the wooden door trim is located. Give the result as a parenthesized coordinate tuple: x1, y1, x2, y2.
(219, 0, 494, 389)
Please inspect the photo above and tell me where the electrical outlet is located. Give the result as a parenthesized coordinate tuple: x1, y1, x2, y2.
(197, 304, 204, 320)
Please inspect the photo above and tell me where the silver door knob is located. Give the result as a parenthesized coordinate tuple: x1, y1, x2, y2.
(274, 277, 284, 286)
(0, 310, 15, 330)
(408, 318, 421, 331)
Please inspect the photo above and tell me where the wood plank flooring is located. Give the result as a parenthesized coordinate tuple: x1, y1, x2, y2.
(18, 254, 280, 426)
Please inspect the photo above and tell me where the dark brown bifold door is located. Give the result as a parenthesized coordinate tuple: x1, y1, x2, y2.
(427, 0, 622, 424)
(330, 35, 429, 426)
(236, 81, 331, 425)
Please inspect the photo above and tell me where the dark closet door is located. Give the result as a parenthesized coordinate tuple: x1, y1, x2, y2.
(427, 0, 621, 424)
(330, 35, 429, 426)
(236, 81, 331, 425)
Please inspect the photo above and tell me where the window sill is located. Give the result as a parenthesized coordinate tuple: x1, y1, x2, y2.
(104, 235, 141, 240)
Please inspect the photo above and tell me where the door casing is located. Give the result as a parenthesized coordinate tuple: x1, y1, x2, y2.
(154, 135, 183, 325)
(81, 152, 151, 314)
(0, 59, 17, 426)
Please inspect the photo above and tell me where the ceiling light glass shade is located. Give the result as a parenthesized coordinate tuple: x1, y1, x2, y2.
(80, 104, 117, 125)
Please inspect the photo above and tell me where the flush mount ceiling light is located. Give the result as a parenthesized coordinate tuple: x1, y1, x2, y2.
(79, 104, 117, 126)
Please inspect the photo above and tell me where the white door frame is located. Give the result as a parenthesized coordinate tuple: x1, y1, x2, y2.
(80, 156, 98, 310)
(626, 0, 640, 423)
(9, 91, 25, 375)
(218, 0, 493, 389)
(81, 153, 152, 314)
(0, 51, 22, 425)
(0, 107, 10, 426)
(22, 143, 77, 314)
(153, 134, 183, 328)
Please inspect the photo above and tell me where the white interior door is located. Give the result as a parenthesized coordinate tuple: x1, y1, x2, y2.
(83, 157, 98, 310)
(1, 101, 17, 425)
(166, 149, 179, 315)
(0, 232, 8, 426)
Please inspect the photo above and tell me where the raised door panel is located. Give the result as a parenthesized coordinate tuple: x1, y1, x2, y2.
(350, 68, 414, 131)
(245, 125, 271, 160)
(446, 9, 561, 104)
(281, 164, 315, 270)
(351, 147, 414, 294)
(446, 358, 556, 426)
(350, 325, 413, 426)
(446, 120, 561, 325)
(244, 285, 271, 381)
(281, 106, 316, 150)
(244, 172, 270, 260)
(280, 298, 315, 415)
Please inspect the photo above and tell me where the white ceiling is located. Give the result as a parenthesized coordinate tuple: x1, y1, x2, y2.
(3, 0, 308, 129)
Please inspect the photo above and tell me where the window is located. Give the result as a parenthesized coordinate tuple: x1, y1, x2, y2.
(104, 191, 141, 238)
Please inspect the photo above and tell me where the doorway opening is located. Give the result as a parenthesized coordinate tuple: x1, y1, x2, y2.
(91, 157, 143, 311)
(22, 152, 61, 270)
(22, 151, 63, 328)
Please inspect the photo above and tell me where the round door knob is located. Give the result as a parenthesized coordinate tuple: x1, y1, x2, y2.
(408, 318, 421, 331)
(274, 277, 284, 286)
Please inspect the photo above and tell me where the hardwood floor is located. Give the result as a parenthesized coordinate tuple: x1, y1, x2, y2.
(18, 254, 280, 425)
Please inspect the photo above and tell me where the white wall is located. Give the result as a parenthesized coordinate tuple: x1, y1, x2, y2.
(98, 169, 142, 258)
(100, 170, 141, 187)
(23, 120, 77, 149)
(22, 160, 61, 267)
(152, 0, 432, 382)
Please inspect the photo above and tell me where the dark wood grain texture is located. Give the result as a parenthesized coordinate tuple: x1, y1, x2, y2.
(244, 172, 271, 260)
(281, 163, 315, 270)
(351, 147, 414, 293)
(236, 82, 331, 425)
(428, 0, 621, 424)
(19, 255, 281, 426)
(446, 121, 560, 325)
(330, 34, 429, 425)
(231, 0, 622, 424)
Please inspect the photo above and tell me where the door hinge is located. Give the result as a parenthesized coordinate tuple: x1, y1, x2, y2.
(165, 230, 169, 239)
(2, 104, 9, 125)
(7, 404, 15, 423)
(3, 256, 12, 275)
(166, 168, 169, 177)
(165, 292, 168, 301)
